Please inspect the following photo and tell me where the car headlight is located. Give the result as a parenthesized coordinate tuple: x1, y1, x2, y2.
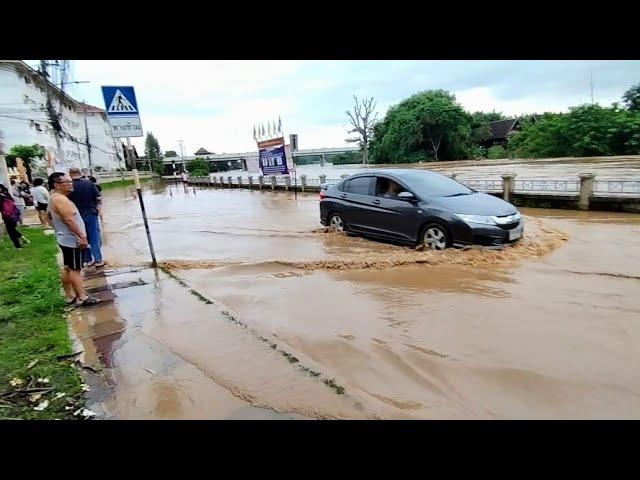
(455, 214, 496, 225)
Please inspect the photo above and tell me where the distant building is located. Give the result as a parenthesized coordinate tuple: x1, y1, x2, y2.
(194, 147, 213, 156)
(0, 60, 121, 172)
(483, 116, 541, 149)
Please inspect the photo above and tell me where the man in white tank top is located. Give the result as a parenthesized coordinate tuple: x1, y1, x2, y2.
(47, 172, 98, 306)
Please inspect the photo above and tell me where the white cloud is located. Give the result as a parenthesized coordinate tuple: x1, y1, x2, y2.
(24, 60, 640, 155)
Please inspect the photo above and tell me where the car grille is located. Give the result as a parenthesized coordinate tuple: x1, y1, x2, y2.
(497, 220, 520, 230)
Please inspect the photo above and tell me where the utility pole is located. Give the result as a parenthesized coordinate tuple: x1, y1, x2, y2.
(82, 101, 93, 175)
(40, 60, 65, 172)
(178, 139, 185, 172)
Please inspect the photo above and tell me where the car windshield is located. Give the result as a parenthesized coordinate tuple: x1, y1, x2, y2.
(399, 171, 474, 197)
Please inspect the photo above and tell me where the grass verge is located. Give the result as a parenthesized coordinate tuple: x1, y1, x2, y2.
(0, 228, 85, 419)
(100, 177, 156, 191)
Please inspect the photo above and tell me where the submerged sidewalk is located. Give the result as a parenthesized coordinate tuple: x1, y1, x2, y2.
(69, 266, 370, 420)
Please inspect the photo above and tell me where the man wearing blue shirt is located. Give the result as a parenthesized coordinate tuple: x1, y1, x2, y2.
(67, 167, 105, 268)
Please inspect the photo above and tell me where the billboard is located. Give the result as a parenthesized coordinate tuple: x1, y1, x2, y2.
(258, 137, 289, 176)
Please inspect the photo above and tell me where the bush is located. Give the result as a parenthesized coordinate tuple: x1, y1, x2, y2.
(190, 169, 208, 177)
(186, 158, 210, 174)
(468, 145, 487, 159)
(487, 145, 507, 159)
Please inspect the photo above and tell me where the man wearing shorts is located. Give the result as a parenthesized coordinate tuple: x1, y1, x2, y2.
(31, 178, 51, 227)
(47, 172, 98, 307)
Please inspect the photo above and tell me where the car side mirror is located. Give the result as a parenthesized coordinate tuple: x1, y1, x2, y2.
(397, 191, 416, 201)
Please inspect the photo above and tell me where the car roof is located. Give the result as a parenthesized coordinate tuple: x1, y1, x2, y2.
(349, 168, 444, 178)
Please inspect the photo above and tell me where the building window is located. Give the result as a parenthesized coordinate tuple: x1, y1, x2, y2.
(24, 75, 31, 84)
(34, 123, 42, 132)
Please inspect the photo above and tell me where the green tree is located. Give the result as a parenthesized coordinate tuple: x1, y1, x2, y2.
(186, 158, 210, 177)
(144, 132, 164, 174)
(622, 83, 640, 111)
(370, 90, 472, 163)
(164, 150, 177, 157)
(487, 145, 507, 159)
(508, 104, 640, 158)
(6, 144, 45, 181)
(144, 132, 162, 159)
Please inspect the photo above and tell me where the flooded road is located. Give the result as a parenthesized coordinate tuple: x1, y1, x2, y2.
(95, 182, 640, 419)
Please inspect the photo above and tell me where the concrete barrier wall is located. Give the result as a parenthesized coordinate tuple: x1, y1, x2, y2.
(183, 174, 640, 213)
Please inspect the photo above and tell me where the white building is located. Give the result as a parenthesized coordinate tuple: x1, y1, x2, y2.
(0, 60, 121, 173)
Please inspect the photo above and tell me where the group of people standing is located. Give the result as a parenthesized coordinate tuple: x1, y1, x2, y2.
(2, 167, 106, 306)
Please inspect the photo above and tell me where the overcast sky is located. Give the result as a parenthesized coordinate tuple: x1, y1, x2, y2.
(29, 60, 640, 156)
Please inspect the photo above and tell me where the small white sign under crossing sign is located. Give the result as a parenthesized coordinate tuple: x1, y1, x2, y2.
(101, 86, 143, 138)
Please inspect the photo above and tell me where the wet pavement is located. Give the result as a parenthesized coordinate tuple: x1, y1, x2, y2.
(71, 267, 363, 419)
(81, 182, 640, 419)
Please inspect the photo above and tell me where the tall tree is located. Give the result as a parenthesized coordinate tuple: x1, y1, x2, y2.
(346, 95, 378, 164)
(622, 83, 640, 111)
(145, 132, 162, 160)
(370, 90, 471, 163)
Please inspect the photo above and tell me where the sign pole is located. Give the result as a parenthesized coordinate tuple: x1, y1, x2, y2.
(102, 85, 156, 268)
(127, 137, 157, 268)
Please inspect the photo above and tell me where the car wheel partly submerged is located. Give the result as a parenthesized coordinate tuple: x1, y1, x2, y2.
(422, 223, 450, 250)
(328, 213, 345, 232)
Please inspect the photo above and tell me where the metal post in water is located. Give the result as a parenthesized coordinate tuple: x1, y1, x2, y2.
(127, 137, 157, 268)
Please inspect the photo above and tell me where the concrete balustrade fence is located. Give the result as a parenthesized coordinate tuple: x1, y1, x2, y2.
(176, 172, 640, 213)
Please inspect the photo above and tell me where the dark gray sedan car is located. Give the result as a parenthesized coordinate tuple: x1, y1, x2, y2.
(319, 169, 523, 249)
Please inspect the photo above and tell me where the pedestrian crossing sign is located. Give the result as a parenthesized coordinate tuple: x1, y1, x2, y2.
(101, 86, 143, 138)
(101, 86, 140, 116)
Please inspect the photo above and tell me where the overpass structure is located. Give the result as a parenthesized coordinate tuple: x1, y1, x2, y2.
(161, 146, 359, 173)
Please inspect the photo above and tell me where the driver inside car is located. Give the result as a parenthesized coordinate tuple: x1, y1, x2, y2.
(383, 180, 402, 198)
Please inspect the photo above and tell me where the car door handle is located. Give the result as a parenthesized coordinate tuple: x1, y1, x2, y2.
(372, 199, 381, 205)
(340, 193, 347, 199)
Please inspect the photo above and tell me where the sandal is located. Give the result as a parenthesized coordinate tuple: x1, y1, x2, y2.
(94, 262, 106, 269)
(65, 297, 77, 305)
(77, 296, 99, 307)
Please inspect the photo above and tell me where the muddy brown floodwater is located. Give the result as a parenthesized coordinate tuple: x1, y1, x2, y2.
(96, 181, 640, 419)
